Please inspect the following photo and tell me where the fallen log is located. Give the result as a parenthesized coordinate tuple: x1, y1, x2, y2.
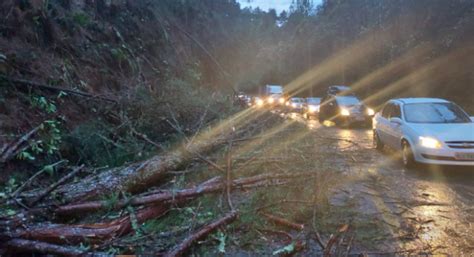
(8, 204, 170, 244)
(5, 239, 87, 257)
(56, 172, 314, 215)
(164, 211, 238, 257)
(9, 171, 281, 245)
(261, 212, 305, 231)
(0, 75, 116, 103)
(53, 109, 270, 204)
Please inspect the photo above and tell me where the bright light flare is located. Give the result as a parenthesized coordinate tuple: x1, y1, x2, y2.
(367, 108, 375, 116)
(419, 136, 442, 149)
(340, 108, 350, 116)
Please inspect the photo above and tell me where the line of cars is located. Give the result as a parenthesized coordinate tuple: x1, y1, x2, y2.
(243, 85, 376, 127)
(239, 85, 474, 167)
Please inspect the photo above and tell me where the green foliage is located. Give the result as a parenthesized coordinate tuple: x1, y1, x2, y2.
(215, 231, 227, 253)
(3, 178, 18, 195)
(273, 242, 295, 255)
(78, 243, 91, 251)
(64, 120, 149, 167)
(31, 96, 56, 113)
(72, 12, 91, 27)
(103, 192, 120, 211)
(110, 48, 127, 62)
(17, 119, 63, 162)
(17, 151, 35, 161)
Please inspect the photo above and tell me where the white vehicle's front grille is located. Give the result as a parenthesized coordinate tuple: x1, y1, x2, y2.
(445, 141, 474, 149)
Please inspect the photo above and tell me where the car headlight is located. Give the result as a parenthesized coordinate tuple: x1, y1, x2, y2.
(419, 136, 442, 149)
(256, 99, 264, 106)
(279, 97, 285, 104)
(367, 108, 375, 116)
(267, 97, 274, 104)
(308, 106, 316, 112)
(340, 108, 350, 116)
(291, 103, 297, 108)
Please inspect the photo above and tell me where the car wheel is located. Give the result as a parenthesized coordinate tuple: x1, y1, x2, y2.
(318, 113, 325, 124)
(373, 131, 384, 151)
(402, 141, 416, 168)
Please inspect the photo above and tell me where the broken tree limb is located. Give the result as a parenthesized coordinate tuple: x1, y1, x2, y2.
(0, 75, 116, 103)
(130, 127, 163, 150)
(29, 165, 85, 206)
(0, 123, 42, 163)
(164, 211, 238, 257)
(8, 204, 171, 245)
(9, 160, 67, 199)
(225, 140, 234, 211)
(257, 228, 293, 243)
(323, 224, 349, 257)
(261, 212, 305, 231)
(6, 239, 87, 257)
(56, 172, 315, 215)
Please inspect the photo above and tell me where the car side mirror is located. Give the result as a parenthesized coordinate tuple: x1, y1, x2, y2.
(389, 117, 403, 125)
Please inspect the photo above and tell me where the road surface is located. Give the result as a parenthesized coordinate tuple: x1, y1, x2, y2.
(286, 112, 474, 255)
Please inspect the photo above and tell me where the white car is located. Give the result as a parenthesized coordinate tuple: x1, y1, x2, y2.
(287, 97, 305, 112)
(373, 98, 474, 167)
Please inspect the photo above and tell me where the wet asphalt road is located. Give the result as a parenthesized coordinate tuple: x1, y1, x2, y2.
(286, 112, 474, 255)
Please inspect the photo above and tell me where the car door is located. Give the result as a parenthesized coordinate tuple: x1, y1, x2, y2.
(385, 103, 403, 149)
(377, 103, 393, 144)
(320, 96, 331, 120)
(328, 97, 339, 120)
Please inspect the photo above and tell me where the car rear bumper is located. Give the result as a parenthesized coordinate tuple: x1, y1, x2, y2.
(339, 116, 372, 125)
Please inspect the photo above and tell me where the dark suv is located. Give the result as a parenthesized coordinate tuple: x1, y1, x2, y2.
(319, 94, 374, 127)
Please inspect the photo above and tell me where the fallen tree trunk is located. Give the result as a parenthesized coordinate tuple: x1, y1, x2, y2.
(56, 172, 314, 215)
(53, 109, 270, 203)
(8, 204, 171, 244)
(164, 211, 238, 257)
(4, 171, 312, 246)
(5, 239, 87, 257)
(56, 176, 222, 215)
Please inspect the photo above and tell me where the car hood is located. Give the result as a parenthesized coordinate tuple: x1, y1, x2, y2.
(408, 123, 474, 141)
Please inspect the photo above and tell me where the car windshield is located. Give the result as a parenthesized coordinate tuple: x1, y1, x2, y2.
(306, 98, 321, 104)
(404, 103, 471, 123)
(335, 96, 361, 106)
(292, 98, 304, 103)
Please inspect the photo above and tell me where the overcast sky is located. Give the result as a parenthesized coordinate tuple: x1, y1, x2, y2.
(237, 0, 322, 14)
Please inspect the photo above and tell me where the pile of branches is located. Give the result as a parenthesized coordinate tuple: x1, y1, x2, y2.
(0, 110, 310, 256)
